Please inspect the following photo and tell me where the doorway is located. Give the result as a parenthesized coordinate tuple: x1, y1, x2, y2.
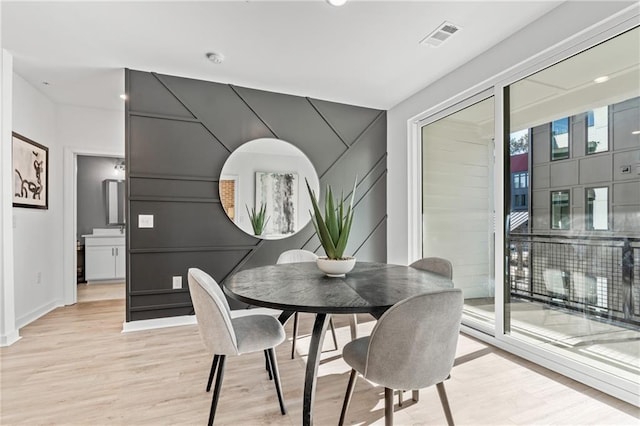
(62, 148, 125, 306)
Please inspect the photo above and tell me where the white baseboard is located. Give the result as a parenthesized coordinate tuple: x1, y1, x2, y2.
(121, 308, 282, 333)
(121, 315, 197, 333)
(0, 330, 21, 347)
(15, 299, 62, 329)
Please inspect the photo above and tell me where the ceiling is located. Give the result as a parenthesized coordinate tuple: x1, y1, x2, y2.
(1, 1, 563, 112)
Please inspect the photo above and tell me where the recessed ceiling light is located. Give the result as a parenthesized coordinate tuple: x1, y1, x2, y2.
(326, 0, 347, 6)
(206, 52, 225, 64)
(594, 76, 609, 84)
(119, 94, 127, 100)
(632, 130, 640, 135)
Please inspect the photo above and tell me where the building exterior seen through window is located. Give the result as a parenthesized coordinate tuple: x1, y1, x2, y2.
(551, 117, 569, 160)
(586, 187, 609, 230)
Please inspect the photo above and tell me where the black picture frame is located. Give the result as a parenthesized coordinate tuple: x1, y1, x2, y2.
(12, 132, 49, 209)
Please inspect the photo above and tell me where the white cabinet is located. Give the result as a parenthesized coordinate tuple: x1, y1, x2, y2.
(84, 235, 125, 281)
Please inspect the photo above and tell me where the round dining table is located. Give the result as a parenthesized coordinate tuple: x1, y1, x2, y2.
(224, 261, 454, 426)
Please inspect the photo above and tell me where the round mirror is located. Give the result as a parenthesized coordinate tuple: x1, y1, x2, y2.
(219, 138, 320, 239)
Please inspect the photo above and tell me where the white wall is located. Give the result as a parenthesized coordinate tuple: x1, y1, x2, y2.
(12, 73, 60, 327)
(386, 1, 636, 265)
(9, 73, 124, 329)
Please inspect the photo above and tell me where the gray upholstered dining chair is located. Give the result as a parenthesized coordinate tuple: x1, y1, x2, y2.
(338, 288, 463, 426)
(401, 256, 454, 405)
(410, 257, 453, 280)
(188, 268, 287, 425)
(277, 249, 339, 359)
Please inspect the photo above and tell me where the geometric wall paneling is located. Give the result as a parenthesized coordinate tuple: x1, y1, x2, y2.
(128, 71, 196, 119)
(347, 216, 387, 262)
(129, 201, 258, 249)
(340, 174, 387, 258)
(130, 306, 195, 322)
(126, 68, 387, 322)
(232, 86, 348, 175)
(155, 73, 276, 152)
(129, 177, 219, 200)
(129, 115, 229, 178)
(319, 112, 386, 189)
(129, 250, 251, 292)
(308, 98, 383, 146)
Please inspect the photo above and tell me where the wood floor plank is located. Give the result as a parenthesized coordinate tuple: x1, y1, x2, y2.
(1, 301, 638, 425)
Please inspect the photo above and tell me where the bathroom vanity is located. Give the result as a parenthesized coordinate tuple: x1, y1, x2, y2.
(83, 229, 125, 282)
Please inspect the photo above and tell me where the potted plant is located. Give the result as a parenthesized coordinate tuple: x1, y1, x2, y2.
(246, 202, 269, 236)
(306, 178, 357, 277)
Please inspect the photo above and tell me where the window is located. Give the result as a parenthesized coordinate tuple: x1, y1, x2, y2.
(551, 190, 570, 229)
(586, 187, 608, 230)
(513, 172, 528, 189)
(515, 194, 527, 207)
(587, 106, 609, 154)
(551, 118, 569, 160)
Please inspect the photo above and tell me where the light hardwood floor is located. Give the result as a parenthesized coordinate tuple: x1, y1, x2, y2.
(1, 300, 638, 425)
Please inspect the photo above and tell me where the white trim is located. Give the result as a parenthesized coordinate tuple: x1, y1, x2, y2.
(0, 49, 18, 346)
(122, 315, 197, 333)
(121, 307, 282, 333)
(15, 299, 62, 329)
(0, 331, 21, 347)
(63, 147, 124, 307)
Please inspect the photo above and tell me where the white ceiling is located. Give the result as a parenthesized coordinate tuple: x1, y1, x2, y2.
(1, 1, 563, 112)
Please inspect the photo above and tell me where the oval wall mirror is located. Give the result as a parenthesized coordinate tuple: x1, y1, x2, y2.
(219, 138, 320, 239)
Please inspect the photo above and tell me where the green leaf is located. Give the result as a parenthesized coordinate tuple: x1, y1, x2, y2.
(305, 177, 357, 260)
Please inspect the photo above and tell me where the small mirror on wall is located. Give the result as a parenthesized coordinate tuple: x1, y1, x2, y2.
(219, 138, 320, 239)
(105, 179, 125, 225)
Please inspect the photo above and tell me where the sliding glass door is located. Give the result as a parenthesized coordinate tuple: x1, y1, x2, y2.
(420, 26, 639, 400)
(421, 96, 496, 330)
(506, 27, 639, 385)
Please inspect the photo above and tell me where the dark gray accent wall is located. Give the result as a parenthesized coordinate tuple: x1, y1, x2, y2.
(125, 69, 387, 322)
(77, 155, 125, 241)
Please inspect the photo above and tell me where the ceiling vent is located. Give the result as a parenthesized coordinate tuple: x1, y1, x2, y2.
(420, 21, 461, 47)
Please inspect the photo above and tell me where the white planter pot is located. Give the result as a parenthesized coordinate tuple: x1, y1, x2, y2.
(316, 257, 356, 277)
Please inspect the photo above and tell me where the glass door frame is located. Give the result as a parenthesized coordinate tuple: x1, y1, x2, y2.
(416, 88, 499, 337)
(407, 13, 640, 406)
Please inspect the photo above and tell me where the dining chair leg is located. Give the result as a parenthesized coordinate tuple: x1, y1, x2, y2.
(412, 390, 419, 402)
(208, 355, 226, 426)
(338, 369, 358, 426)
(267, 348, 287, 415)
(329, 317, 338, 350)
(384, 387, 394, 426)
(436, 382, 454, 426)
(291, 312, 299, 359)
(397, 390, 403, 407)
(265, 349, 273, 380)
(349, 314, 358, 340)
(206, 354, 219, 392)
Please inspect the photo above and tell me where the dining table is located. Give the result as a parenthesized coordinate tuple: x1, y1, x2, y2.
(224, 261, 454, 426)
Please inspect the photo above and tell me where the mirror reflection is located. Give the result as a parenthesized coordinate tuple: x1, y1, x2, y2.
(104, 179, 125, 225)
(219, 138, 320, 239)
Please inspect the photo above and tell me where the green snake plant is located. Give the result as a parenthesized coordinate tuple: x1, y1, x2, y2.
(306, 178, 357, 260)
(246, 202, 269, 236)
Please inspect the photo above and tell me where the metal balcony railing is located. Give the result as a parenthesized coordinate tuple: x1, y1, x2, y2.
(508, 234, 640, 326)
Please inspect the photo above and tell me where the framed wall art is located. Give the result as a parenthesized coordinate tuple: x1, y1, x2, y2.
(255, 171, 297, 236)
(12, 132, 48, 209)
